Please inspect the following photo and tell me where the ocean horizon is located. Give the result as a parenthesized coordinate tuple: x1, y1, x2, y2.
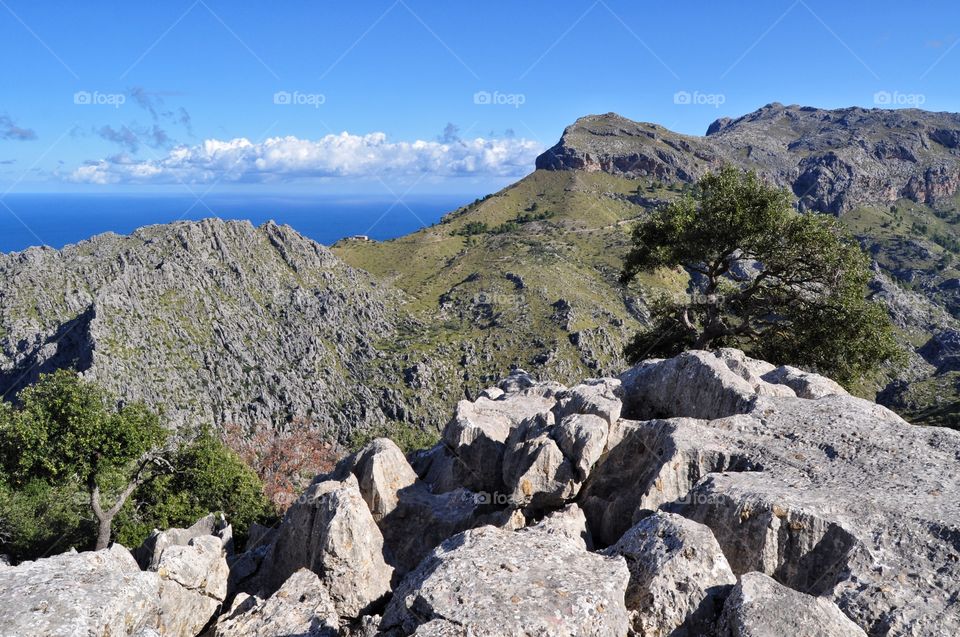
(0, 193, 472, 254)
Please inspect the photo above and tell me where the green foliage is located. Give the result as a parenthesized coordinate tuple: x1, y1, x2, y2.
(454, 221, 489, 237)
(0, 373, 273, 560)
(114, 427, 275, 549)
(0, 370, 167, 487)
(621, 166, 903, 385)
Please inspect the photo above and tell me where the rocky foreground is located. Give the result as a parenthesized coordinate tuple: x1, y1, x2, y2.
(2, 349, 958, 636)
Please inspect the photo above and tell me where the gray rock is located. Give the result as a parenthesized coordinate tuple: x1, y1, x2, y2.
(719, 572, 867, 637)
(378, 482, 479, 574)
(155, 534, 229, 601)
(134, 512, 232, 570)
(501, 412, 579, 509)
(522, 503, 592, 549)
(339, 437, 418, 523)
(423, 390, 558, 494)
(604, 512, 736, 637)
(760, 364, 847, 399)
(618, 350, 757, 420)
(381, 525, 630, 636)
(214, 568, 339, 637)
(0, 545, 162, 637)
(554, 378, 623, 426)
(259, 475, 393, 618)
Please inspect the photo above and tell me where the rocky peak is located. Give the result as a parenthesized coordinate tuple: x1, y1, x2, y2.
(538, 104, 960, 214)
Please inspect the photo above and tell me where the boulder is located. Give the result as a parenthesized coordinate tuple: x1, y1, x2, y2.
(0, 545, 162, 637)
(618, 350, 757, 420)
(338, 437, 418, 522)
(553, 378, 623, 426)
(378, 482, 480, 574)
(381, 525, 630, 636)
(501, 412, 578, 509)
(760, 364, 847, 399)
(259, 475, 393, 618)
(214, 568, 339, 637)
(155, 534, 229, 601)
(718, 572, 866, 637)
(553, 412, 610, 480)
(604, 512, 736, 636)
(134, 512, 232, 570)
(421, 389, 557, 494)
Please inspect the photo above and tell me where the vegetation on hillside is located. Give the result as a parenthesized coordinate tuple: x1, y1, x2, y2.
(0, 372, 274, 562)
(621, 166, 903, 385)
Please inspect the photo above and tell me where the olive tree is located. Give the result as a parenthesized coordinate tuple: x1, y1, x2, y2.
(620, 166, 901, 384)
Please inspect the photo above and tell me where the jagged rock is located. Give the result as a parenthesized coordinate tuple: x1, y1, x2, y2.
(718, 572, 867, 637)
(214, 568, 339, 637)
(553, 412, 609, 480)
(157, 578, 221, 637)
(155, 534, 229, 601)
(378, 482, 479, 574)
(618, 350, 757, 420)
(381, 525, 630, 636)
(554, 378, 623, 426)
(0, 545, 162, 637)
(422, 389, 558, 494)
(134, 512, 232, 570)
(604, 512, 736, 637)
(259, 475, 393, 618)
(760, 364, 847, 399)
(711, 348, 795, 398)
(337, 438, 418, 522)
(522, 503, 591, 549)
(501, 412, 579, 510)
(579, 416, 757, 546)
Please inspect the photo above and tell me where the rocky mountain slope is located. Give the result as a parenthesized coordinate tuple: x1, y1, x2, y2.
(3, 350, 957, 635)
(4, 104, 960, 436)
(0, 219, 424, 439)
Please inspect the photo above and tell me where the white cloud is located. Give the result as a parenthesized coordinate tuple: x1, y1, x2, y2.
(68, 132, 543, 184)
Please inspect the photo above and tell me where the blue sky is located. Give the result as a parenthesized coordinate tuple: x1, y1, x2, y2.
(2, 0, 960, 195)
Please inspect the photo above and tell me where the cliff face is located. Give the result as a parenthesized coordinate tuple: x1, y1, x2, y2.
(0, 219, 406, 437)
(537, 103, 960, 214)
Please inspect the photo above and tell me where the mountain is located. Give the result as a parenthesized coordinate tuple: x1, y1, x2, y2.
(0, 219, 412, 439)
(4, 103, 960, 434)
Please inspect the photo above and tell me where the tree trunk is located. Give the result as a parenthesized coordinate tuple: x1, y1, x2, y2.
(94, 516, 112, 551)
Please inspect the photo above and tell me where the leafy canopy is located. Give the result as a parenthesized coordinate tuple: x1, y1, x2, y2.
(620, 166, 901, 385)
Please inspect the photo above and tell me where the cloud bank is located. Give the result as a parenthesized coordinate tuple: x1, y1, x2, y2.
(70, 132, 542, 184)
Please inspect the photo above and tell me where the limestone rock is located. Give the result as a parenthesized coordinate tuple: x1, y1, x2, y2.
(214, 568, 339, 637)
(522, 503, 592, 549)
(134, 512, 232, 570)
(718, 572, 867, 637)
(554, 378, 623, 426)
(604, 512, 736, 636)
(760, 364, 847, 399)
(0, 545, 161, 637)
(338, 437, 418, 522)
(259, 475, 393, 618)
(156, 534, 229, 601)
(381, 525, 630, 636)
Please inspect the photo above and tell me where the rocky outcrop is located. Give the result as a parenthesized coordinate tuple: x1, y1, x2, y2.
(380, 525, 631, 636)
(719, 572, 867, 637)
(538, 104, 960, 215)
(0, 528, 230, 637)
(214, 569, 339, 637)
(605, 512, 736, 636)
(6, 349, 960, 636)
(0, 545, 163, 637)
(257, 474, 393, 618)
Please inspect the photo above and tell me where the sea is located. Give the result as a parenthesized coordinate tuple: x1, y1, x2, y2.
(0, 193, 471, 253)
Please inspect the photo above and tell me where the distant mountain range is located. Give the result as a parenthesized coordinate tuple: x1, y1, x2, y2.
(3, 103, 960, 435)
